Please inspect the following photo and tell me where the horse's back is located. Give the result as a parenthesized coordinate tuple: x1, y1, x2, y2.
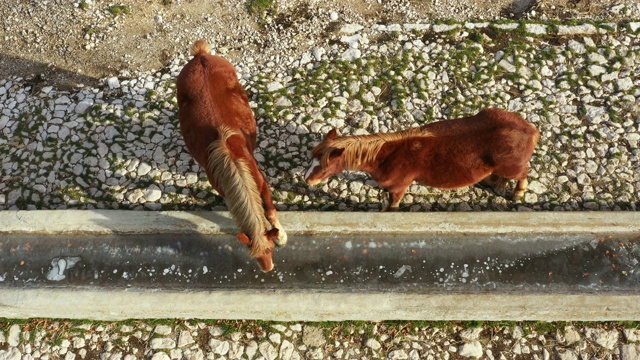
(176, 40, 257, 166)
(176, 40, 256, 136)
(421, 108, 536, 137)
(404, 108, 538, 184)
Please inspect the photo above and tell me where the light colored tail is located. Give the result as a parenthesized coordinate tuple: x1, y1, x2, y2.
(191, 39, 211, 56)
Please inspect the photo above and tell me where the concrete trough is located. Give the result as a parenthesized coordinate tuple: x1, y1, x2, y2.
(0, 210, 639, 321)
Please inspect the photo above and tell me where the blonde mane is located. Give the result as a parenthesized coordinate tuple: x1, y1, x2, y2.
(313, 126, 432, 170)
(207, 125, 270, 257)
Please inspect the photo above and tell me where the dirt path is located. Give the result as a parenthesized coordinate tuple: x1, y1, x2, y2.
(1, 0, 637, 90)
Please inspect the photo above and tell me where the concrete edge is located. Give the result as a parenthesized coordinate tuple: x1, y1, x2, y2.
(1, 210, 639, 235)
(2, 288, 640, 321)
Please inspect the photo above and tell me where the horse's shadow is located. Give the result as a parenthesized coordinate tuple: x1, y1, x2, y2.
(85, 209, 256, 274)
(294, 173, 542, 212)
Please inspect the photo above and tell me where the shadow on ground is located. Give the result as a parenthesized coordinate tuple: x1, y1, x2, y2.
(0, 54, 101, 90)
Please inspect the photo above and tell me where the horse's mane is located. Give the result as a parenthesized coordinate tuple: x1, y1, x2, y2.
(207, 125, 270, 257)
(313, 126, 432, 170)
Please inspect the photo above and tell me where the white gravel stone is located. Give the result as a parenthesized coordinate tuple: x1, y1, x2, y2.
(498, 59, 516, 72)
(588, 53, 608, 64)
(624, 329, 640, 342)
(150, 338, 176, 349)
(494, 23, 519, 30)
(210, 339, 230, 355)
(621, 344, 640, 359)
(145, 185, 162, 202)
(459, 341, 483, 358)
(279, 339, 295, 359)
(340, 23, 363, 34)
(127, 190, 144, 203)
(268, 332, 281, 344)
(584, 328, 619, 350)
(432, 23, 460, 32)
(616, 78, 634, 91)
(8, 325, 20, 347)
(209, 326, 224, 337)
(106, 77, 120, 89)
(567, 39, 587, 54)
(385, 349, 407, 359)
(340, 34, 361, 47)
(245, 341, 258, 359)
(0, 348, 21, 360)
(366, 338, 381, 350)
(267, 81, 284, 92)
(341, 48, 361, 61)
(557, 24, 597, 35)
(151, 352, 170, 360)
(137, 162, 152, 176)
(584, 105, 608, 124)
(154, 325, 172, 335)
(74, 100, 93, 114)
(576, 173, 591, 185)
(311, 47, 326, 61)
(405, 23, 430, 31)
(460, 328, 483, 341)
(259, 341, 278, 360)
(556, 349, 579, 360)
(525, 23, 547, 34)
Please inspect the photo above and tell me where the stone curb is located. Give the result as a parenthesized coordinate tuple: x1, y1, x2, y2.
(2, 288, 640, 321)
(1, 210, 639, 235)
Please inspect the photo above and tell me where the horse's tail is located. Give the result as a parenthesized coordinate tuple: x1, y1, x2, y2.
(191, 39, 212, 56)
(207, 126, 271, 257)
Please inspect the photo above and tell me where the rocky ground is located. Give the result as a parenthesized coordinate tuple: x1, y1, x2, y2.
(1, 0, 638, 90)
(1, 0, 640, 359)
(1, 6, 640, 212)
(2, 320, 640, 360)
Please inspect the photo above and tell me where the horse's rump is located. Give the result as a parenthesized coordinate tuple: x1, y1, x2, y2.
(177, 44, 256, 139)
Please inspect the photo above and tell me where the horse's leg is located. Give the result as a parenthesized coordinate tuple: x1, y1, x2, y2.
(261, 184, 287, 246)
(513, 176, 529, 200)
(495, 165, 530, 200)
(386, 187, 408, 212)
(481, 174, 508, 189)
(254, 167, 288, 246)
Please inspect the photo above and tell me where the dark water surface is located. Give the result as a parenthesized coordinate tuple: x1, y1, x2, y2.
(1, 232, 639, 293)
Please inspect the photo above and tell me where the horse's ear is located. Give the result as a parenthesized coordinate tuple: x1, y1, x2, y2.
(237, 233, 251, 246)
(325, 128, 338, 141)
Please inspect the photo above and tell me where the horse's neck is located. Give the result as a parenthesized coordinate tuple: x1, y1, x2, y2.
(342, 137, 397, 173)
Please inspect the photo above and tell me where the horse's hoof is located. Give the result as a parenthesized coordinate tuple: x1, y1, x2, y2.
(275, 230, 288, 247)
(512, 190, 525, 201)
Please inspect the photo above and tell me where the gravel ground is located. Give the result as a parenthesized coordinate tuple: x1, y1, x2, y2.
(2, 0, 640, 359)
(1, 17, 639, 212)
(2, 320, 640, 360)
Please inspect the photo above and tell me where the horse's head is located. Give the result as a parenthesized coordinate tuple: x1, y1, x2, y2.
(237, 228, 280, 272)
(304, 128, 346, 185)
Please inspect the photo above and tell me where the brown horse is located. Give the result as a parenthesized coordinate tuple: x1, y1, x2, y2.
(176, 40, 287, 272)
(305, 108, 540, 210)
